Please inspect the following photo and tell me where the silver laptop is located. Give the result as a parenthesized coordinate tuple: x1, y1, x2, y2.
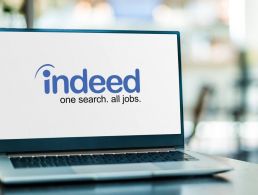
(0, 29, 232, 184)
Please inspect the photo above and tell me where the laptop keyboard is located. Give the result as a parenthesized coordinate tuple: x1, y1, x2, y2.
(10, 151, 197, 169)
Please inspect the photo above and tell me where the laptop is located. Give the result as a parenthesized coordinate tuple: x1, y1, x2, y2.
(0, 29, 232, 184)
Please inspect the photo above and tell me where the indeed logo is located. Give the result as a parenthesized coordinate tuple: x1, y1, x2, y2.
(35, 64, 140, 94)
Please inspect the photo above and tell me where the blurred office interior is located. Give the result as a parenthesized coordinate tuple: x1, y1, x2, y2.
(1, 0, 258, 163)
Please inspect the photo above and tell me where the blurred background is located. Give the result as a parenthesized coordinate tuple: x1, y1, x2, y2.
(1, 0, 258, 163)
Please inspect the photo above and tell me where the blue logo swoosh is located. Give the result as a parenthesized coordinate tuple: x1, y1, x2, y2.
(34, 64, 55, 78)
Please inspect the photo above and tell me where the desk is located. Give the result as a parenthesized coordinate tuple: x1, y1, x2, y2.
(1, 156, 258, 195)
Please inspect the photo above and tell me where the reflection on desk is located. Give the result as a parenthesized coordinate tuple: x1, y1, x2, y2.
(1, 177, 229, 195)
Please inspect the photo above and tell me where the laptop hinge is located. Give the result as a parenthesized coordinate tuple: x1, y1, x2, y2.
(8, 147, 177, 157)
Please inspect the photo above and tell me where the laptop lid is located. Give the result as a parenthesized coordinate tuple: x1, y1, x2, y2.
(0, 29, 184, 153)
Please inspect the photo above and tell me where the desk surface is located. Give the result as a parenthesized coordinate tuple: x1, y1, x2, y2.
(1, 156, 258, 195)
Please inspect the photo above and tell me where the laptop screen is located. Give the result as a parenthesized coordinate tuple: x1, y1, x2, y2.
(0, 31, 181, 140)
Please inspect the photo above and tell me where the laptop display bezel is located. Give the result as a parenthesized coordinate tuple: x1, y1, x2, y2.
(0, 28, 184, 153)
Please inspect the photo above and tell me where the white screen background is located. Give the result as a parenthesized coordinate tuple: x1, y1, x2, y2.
(0, 32, 181, 139)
